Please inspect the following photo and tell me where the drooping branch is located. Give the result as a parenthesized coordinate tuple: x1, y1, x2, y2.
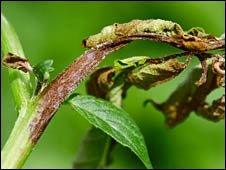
(83, 19, 225, 52)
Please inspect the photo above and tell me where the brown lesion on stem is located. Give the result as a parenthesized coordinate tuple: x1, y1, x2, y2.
(84, 32, 225, 52)
(29, 41, 129, 144)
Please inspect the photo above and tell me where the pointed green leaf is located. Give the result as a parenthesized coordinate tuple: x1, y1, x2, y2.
(68, 95, 152, 169)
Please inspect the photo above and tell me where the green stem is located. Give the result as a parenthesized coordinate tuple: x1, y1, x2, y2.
(97, 136, 111, 168)
(1, 99, 39, 168)
(1, 14, 32, 110)
(1, 14, 34, 169)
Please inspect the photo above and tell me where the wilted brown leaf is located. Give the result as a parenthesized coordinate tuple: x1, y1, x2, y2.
(145, 60, 223, 127)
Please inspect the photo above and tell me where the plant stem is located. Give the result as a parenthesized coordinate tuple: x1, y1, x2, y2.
(1, 99, 38, 168)
(1, 14, 32, 110)
(1, 14, 34, 169)
(97, 136, 111, 168)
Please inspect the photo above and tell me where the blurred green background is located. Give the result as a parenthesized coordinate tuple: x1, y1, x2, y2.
(1, 1, 225, 169)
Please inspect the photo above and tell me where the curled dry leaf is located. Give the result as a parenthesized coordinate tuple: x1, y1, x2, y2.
(195, 54, 209, 86)
(2, 52, 32, 73)
(212, 54, 225, 87)
(126, 55, 190, 90)
(145, 60, 223, 127)
(86, 67, 115, 98)
(116, 52, 191, 88)
(87, 66, 130, 106)
(87, 52, 191, 107)
(196, 95, 225, 122)
(195, 53, 225, 86)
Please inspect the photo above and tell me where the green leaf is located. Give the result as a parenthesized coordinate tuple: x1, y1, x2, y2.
(68, 95, 152, 169)
(73, 127, 112, 169)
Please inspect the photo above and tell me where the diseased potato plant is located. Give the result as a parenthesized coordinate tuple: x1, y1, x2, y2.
(1, 15, 225, 169)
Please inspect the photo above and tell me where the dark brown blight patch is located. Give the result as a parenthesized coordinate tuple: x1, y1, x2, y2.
(2, 52, 32, 73)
